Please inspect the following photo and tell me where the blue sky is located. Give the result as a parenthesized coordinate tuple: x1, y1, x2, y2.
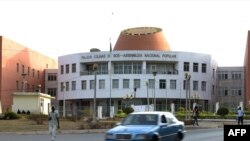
(1, 0, 250, 66)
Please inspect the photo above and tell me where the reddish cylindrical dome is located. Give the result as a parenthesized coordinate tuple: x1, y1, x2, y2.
(113, 27, 171, 51)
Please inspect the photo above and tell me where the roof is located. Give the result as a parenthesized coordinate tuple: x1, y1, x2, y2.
(113, 27, 171, 51)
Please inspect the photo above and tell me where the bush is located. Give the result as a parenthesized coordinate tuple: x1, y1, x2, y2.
(28, 114, 48, 124)
(3, 111, 20, 120)
(123, 107, 134, 115)
(217, 107, 229, 118)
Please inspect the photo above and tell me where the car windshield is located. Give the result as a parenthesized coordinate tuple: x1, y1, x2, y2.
(122, 114, 158, 125)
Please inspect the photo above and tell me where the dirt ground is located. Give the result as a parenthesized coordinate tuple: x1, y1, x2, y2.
(0, 118, 89, 132)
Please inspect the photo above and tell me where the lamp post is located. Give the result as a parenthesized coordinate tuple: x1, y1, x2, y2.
(37, 84, 42, 93)
(134, 88, 137, 105)
(146, 81, 149, 111)
(166, 84, 168, 111)
(92, 63, 98, 123)
(62, 85, 66, 118)
(185, 73, 191, 120)
(153, 71, 157, 111)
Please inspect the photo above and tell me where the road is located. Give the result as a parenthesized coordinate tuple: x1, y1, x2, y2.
(0, 128, 223, 141)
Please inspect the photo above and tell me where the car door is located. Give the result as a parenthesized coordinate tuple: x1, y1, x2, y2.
(158, 115, 175, 141)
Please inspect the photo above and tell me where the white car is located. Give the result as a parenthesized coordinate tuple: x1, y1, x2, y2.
(105, 111, 185, 141)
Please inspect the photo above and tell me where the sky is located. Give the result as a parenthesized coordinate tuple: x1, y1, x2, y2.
(1, 0, 250, 66)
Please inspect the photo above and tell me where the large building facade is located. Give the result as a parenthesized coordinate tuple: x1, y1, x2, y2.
(0, 36, 57, 112)
(58, 27, 218, 116)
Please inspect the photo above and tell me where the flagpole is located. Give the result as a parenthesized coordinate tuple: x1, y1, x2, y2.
(109, 12, 113, 118)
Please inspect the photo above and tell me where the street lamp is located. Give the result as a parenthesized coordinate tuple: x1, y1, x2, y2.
(134, 88, 137, 105)
(37, 84, 42, 93)
(92, 63, 98, 123)
(146, 81, 149, 111)
(153, 71, 157, 111)
(185, 73, 191, 120)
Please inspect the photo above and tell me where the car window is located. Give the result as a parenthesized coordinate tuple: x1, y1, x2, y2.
(161, 115, 167, 123)
(122, 114, 158, 125)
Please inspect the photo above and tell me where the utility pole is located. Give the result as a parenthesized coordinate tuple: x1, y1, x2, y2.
(153, 71, 157, 111)
(92, 63, 98, 124)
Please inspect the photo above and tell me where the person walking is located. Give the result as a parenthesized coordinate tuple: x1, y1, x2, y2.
(237, 106, 244, 125)
(192, 106, 199, 126)
(49, 106, 60, 141)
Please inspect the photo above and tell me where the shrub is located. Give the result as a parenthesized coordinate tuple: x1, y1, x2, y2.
(28, 114, 48, 124)
(123, 107, 134, 115)
(217, 107, 229, 118)
(3, 111, 20, 120)
(17, 109, 21, 114)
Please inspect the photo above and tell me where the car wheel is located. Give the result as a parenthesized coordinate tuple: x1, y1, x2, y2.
(151, 135, 159, 141)
(176, 132, 183, 141)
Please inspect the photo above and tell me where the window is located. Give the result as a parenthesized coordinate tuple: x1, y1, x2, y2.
(124, 62, 132, 74)
(232, 72, 241, 80)
(123, 79, 130, 89)
(90, 80, 94, 89)
(22, 65, 25, 74)
(170, 80, 176, 89)
(159, 79, 166, 89)
(72, 63, 76, 73)
(114, 62, 142, 74)
(114, 63, 123, 74)
(66, 64, 69, 74)
(133, 63, 142, 74)
(65, 82, 69, 91)
(16, 63, 19, 72)
(32, 69, 35, 77)
(48, 73, 57, 81)
(37, 70, 40, 78)
(218, 71, 228, 80)
(238, 89, 242, 96)
(99, 79, 105, 89)
(149, 79, 154, 89)
(184, 62, 189, 71)
(201, 81, 206, 91)
(193, 63, 198, 72)
(112, 79, 119, 89)
(225, 89, 228, 96)
(47, 88, 57, 97)
(97, 63, 108, 74)
(60, 82, 64, 92)
(28, 67, 30, 75)
(134, 79, 140, 89)
(193, 81, 198, 91)
(60, 65, 64, 74)
(202, 63, 206, 73)
(71, 81, 76, 91)
(81, 80, 87, 90)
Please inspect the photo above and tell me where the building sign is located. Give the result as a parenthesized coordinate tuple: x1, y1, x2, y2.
(81, 52, 177, 60)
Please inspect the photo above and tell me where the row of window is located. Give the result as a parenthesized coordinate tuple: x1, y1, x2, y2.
(61, 62, 207, 75)
(16, 63, 40, 78)
(15, 81, 39, 92)
(217, 71, 242, 80)
(60, 79, 207, 92)
(217, 88, 242, 96)
(48, 73, 57, 81)
(184, 62, 207, 73)
(60, 63, 76, 74)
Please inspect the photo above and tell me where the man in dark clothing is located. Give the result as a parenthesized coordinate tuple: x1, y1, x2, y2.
(192, 106, 199, 126)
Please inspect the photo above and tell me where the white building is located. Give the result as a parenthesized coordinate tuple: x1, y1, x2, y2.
(57, 27, 218, 117)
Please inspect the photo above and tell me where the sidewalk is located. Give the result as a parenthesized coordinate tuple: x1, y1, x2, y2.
(0, 119, 249, 135)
